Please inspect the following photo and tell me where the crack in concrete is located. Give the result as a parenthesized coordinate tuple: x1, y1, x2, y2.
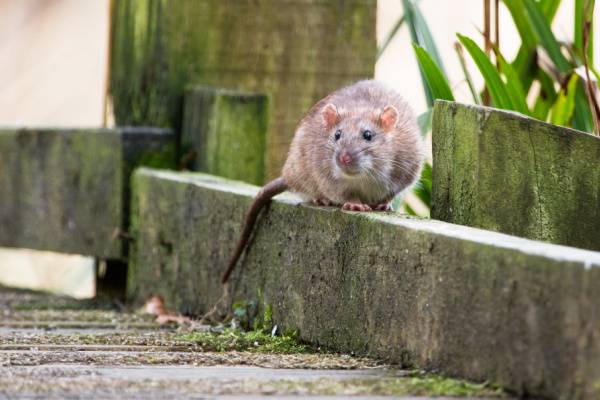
(526, 123, 544, 239)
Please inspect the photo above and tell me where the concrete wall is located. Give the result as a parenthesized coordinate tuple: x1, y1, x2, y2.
(128, 168, 600, 400)
(0, 127, 175, 258)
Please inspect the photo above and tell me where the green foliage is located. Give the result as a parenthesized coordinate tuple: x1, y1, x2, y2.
(383, 0, 598, 215)
(523, 0, 571, 73)
(550, 74, 579, 126)
(496, 49, 531, 114)
(398, 0, 599, 133)
(457, 34, 515, 111)
(402, 0, 447, 108)
(412, 45, 454, 102)
(403, 162, 431, 216)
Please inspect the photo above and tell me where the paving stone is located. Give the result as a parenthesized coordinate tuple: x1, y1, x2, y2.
(0, 286, 505, 399)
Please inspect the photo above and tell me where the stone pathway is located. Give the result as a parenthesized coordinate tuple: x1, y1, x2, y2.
(0, 286, 507, 399)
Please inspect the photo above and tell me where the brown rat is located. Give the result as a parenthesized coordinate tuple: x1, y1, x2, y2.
(221, 80, 424, 283)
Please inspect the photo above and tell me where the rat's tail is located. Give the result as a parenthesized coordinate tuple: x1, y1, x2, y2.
(221, 177, 288, 283)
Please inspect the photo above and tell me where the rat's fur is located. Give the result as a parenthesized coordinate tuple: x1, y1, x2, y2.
(283, 80, 424, 206)
(221, 80, 424, 283)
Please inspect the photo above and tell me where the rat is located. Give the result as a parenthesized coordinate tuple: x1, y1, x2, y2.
(221, 80, 425, 283)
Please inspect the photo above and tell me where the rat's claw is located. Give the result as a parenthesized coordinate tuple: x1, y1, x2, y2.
(374, 203, 392, 211)
(342, 202, 372, 212)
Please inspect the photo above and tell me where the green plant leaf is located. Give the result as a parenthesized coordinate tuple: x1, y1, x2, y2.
(403, 202, 417, 216)
(575, 0, 595, 63)
(504, 0, 539, 86)
(576, 0, 585, 56)
(585, 0, 595, 64)
(573, 81, 594, 131)
(506, 0, 562, 89)
(503, 0, 537, 50)
(455, 42, 482, 105)
(530, 68, 558, 120)
(410, 162, 432, 211)
(532, 96, 553, 120)
(412, 44, 455, 102)
(457, 34, 514, 110)
(550, 74, 579, 126)
(402, 0, 446, 72)
(523, 0, 571, 73)
(403, 0, 448, 107)
(496, 48, 531, 114)
(377, 14, 405, 60)
(541, 0, 563, 20)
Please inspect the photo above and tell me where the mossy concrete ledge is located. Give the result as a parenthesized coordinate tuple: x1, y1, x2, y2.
(0, 127, 174, 259)
(181, 86, 268, 185)
(432, 100, 600, 251)
(130, 168, 600, 400)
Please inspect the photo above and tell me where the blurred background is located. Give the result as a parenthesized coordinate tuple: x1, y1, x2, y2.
(0, 0, 594, 298)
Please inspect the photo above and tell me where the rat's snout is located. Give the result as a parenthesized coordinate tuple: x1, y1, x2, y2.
(335, 149, 362, 175)
(338, 150, 352, 166)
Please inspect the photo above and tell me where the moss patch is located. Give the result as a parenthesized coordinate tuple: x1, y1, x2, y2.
(383, 372, 503, 397)
(271, 373, 505, 397)
(177, 328, 306, 354)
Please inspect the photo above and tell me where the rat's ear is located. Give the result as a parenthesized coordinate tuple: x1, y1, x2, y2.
(322, 103, 339, 129)
(379, 105, 399, 132)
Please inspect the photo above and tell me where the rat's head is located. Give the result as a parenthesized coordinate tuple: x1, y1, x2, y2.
(321, 103, 400, 178)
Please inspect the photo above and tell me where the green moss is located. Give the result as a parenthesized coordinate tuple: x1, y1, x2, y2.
(270, 373, 505, 397)
(388, 373, 503, 397)
(133, 145, 176, 170)
(177, 328, 307, 354)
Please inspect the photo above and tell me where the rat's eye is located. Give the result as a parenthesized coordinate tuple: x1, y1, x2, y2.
(362, 130, 373, 141)
(334, 129, 342, 141)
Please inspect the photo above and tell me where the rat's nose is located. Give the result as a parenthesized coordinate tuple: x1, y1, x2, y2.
(338, 151, 352, 166)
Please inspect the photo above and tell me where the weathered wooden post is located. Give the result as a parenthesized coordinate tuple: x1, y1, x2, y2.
(109, 0, 377, 180)
(181, 87, 268, 185)
(432, 100, 600, 251)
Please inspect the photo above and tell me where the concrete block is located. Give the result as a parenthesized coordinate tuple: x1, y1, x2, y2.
(0, 128, 174, 258)
(129, 168, 600, 399)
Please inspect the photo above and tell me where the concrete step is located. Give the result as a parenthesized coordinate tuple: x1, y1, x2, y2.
(0, 285, 505, 399)
(128, 168, 600, 399)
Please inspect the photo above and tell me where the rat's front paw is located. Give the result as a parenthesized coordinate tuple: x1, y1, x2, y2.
(342, 202, 372, 212)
